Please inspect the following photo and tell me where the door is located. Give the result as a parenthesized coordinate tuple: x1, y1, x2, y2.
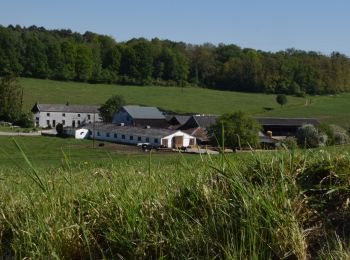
(52, 120, 56, 127)
(72, 120, 76, 127)
(162, 139, 168, 147)
(172, 136, 183, 148)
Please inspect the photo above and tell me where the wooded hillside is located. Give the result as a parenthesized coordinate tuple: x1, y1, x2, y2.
(1, 24, 350, 94)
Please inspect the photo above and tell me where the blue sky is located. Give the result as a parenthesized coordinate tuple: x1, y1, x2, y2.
(1, 0, 349, 55)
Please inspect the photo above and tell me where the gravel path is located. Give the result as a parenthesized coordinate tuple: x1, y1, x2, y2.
(0, 130, 56, 136)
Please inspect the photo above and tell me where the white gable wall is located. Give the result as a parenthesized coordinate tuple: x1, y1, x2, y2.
(161, 131, 196, 148)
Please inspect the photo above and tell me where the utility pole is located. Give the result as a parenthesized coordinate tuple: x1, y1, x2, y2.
(92, 112, 95, 148)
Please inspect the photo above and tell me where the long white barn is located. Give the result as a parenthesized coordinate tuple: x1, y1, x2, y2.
(67, 123, 196, 148)
(31, 103, 102, 128)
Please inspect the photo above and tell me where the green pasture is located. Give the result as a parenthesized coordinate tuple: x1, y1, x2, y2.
(19, 78, 350, 126)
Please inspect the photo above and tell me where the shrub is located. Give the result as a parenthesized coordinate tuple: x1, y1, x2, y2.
(329, 124, 350, 145)
(296, 124, 327, 148)
(15, 113, 34, 128)
(281, 137, 298, 150)
(276, 94, 288, 107)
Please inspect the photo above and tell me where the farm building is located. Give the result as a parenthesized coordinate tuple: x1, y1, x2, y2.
(112, 105, 169, 128)
(81, 123, 196, 148)
(178, 115, 219, 144)
(31, 103, 102, 128)
(254, 117, 320, 137)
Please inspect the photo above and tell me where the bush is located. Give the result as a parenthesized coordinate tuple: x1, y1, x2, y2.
(56, 123, 64, 136)
(317, 124, 350, 146)
(276, 94, 287, 107)
(15, 113, 34, 128)
(329, 124, 350, 145)
(280, 137, 298, 150)
(296, 124, 327, 148)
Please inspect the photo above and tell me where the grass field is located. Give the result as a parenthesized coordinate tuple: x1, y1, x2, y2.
(1, 141, 350, 258)
(19, 77, 350, 126)
(0, 136, 192, 169)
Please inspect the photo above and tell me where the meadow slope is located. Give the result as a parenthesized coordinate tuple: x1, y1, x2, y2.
(20, 78, 350, 126)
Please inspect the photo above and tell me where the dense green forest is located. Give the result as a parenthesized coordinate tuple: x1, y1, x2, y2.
(1, 24, 350, 94)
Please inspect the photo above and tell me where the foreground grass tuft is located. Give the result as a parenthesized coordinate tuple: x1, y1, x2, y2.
(1, 148, 350, 258)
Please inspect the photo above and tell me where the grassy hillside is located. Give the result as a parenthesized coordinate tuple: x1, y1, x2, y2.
(1, 144, 350, 258)
(20, 78, 350, 126)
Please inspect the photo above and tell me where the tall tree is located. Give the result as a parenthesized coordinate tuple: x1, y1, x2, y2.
(208, 111, 261, 149)
(0, 74, 23, 122)
(75, 45, 93, 81)
(99, 95, 126, 122)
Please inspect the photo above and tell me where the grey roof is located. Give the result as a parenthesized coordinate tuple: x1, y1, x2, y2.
(193, 115, 219, 128)
(33, 103, 100, 113)
(88, 123, 180, 137)
(254, 117, 320, 126)
(123, 105, 165, 120)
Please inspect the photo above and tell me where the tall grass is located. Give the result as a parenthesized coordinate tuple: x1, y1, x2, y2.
(0, 148, 349, 258)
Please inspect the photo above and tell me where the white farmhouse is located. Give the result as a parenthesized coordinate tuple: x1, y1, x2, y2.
(31, 103, 102, 128)
(85, 123, 196, 148)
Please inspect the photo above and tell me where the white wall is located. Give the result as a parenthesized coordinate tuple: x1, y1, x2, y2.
(91, 129, 162, 146)
(161, 131, 196, 148)
(90, 129, 195, 148)
(33, 111, 101, 128)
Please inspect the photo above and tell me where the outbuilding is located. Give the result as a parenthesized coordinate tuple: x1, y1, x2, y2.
(88, 123, 196, 148)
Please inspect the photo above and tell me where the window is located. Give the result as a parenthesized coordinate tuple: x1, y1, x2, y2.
(78, 114, 81, 117)
(137, 136, 142, 141)
(122, 135, 125, 140)
(130, 136, 133, 140)
(62, 120, 65, 125)
(106, 133, 110, 137)
(62, 113, 65, 117)
(146, 137, 149, 142)
(114, 133, 117, 138)
(87, 115, 91, 120)
(154, 138, 158, 143)
(97, 131, 100, 136)
(47, 113, 50, 117)
(36, 117, 39, 121)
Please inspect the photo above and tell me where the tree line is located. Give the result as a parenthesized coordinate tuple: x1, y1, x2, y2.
(1, 24, 350, 94)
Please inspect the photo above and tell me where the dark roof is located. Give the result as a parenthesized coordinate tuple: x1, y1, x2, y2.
(123, 105, 165, 119)
(180, 115, 219, 130)
(32, 103, 100, 113)
(254, 117, 320, 126)
(88, 123, 181, 137)
(166, 115, 192, 125)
